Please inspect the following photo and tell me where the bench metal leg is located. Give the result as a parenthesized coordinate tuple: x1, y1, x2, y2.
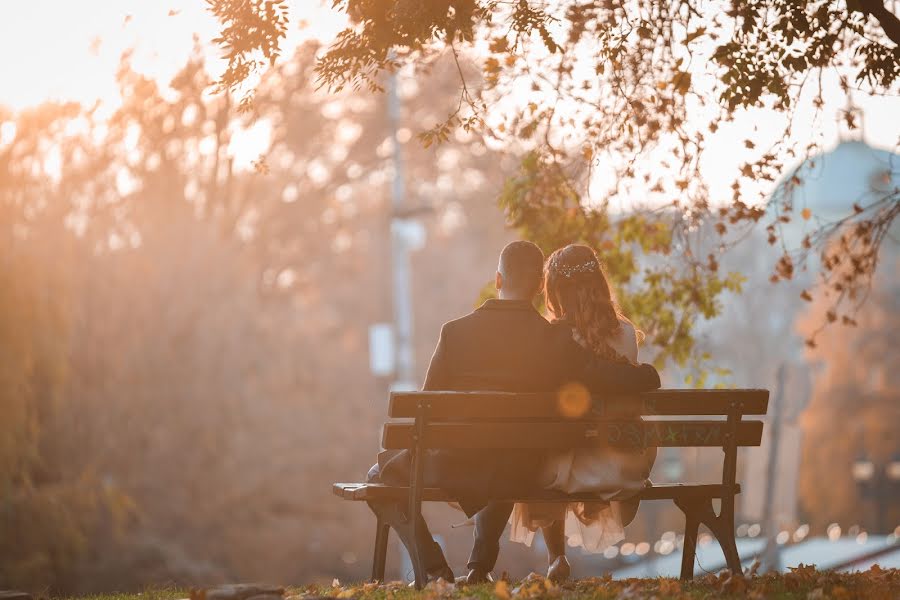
(675, 497, 741, 580)
(371, 519, 390, 582)
(678, 501, 701, 580)
(396, 516, 426, 589)
(366, 500, 427, 588)
(707, 496, 741, 575)
(717, 525, 741, 575)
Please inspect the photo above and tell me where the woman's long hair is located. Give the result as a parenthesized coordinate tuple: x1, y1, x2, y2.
(544, 244, 632, 363)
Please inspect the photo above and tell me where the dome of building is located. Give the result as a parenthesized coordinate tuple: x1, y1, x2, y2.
(777, 139, 899, 221)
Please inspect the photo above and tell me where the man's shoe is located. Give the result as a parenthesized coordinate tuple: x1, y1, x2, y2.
(408, 564, 455, 587)
(547, 555, 571, 583)
(463, 568, 494, 584)
(430, 564, 455, 583)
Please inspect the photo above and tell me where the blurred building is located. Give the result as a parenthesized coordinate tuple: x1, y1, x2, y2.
(731, 137, 899, 536)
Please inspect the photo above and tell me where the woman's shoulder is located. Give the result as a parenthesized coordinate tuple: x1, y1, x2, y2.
(613, 318, 640, 362)
(617, 318, 636, 340)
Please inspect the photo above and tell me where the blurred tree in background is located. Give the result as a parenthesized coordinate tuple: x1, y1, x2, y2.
(797, 250, 900, 531)
(1, 1, 898, 592)
(0, 42, 522, 592)
(0, 102, 103, 590)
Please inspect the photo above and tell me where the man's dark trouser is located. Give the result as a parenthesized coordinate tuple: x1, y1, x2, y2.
(411, 514, 450, 574)
(368, 462, 449, 573)
(468, 501, 514, 572)
(367, 462, 513, 574)
(402, 501, 514, 574)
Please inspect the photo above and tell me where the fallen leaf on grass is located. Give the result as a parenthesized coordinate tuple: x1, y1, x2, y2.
(423, 578, 456, 598)
(511, 573, 558, 598)
(830, 586, 851, 600)
(658, 579, 681, 595)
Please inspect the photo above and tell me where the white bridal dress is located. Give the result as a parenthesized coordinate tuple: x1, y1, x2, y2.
(507, 319, 657, 553)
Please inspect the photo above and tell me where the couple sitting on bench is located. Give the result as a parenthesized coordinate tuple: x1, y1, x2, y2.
(367, 241, 661, 584)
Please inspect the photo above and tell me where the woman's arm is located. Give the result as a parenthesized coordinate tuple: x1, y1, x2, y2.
(557, 328, 660, 393)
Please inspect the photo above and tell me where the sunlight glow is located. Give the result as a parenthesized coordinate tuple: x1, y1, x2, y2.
(2, 2, 895, 214)
(229, 118, 273, 171)
(0, 1, 346, 112)
(0, 122, 15, 146)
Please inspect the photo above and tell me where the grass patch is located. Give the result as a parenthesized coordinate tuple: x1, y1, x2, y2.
(59, 566, 898, 600)
(301, 565, 896, 599)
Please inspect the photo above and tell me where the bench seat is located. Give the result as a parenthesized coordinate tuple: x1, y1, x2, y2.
(336, 389, 768, 587)
(334, 482, 742, 503)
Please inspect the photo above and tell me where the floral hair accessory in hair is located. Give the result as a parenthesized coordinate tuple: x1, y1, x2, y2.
(557, 260, 599, 279)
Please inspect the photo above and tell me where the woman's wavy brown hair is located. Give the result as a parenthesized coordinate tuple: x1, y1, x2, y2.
(544, 244, 631, 363)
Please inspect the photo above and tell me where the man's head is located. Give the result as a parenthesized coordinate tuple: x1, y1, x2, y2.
(496, 241, 544, 300)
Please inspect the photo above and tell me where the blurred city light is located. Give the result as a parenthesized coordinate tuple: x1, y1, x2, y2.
(827, 524, 842, 541)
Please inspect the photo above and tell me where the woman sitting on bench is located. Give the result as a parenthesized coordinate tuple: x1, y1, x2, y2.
(508, 244, 658, 582)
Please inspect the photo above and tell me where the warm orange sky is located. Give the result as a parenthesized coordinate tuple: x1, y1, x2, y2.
(0, 1, 345, 112)
(1, 1, 897, 207)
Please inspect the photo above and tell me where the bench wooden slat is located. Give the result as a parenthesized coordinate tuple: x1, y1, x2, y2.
(382, 420, 763, 449)
(333, 482, 742, 503)
(389, 389, 769, 419)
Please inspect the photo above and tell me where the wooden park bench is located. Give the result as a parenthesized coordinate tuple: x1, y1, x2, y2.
(334, 388, 769, 588)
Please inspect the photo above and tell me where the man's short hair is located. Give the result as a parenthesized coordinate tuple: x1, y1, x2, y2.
(498, 240, 544, 295)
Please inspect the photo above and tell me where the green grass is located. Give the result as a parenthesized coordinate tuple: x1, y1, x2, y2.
(65, 591, 187, 600)
(299, 565, 896, 600)
(62, 567, 898, 600)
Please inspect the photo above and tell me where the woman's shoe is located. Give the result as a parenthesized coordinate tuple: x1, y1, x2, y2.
(547, 555, 571, 583)
(463, 567, 494, 584)
(408, 564, 455, 587)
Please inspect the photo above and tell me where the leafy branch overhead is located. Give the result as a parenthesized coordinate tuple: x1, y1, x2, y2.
(208, 1, 900, 352)
(207, 0, 289, 111)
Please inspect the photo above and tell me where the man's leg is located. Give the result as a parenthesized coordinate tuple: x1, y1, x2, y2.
(467, 501, 514, 573)
(414, 513, 452, 574)
(368, 462, 451, 578)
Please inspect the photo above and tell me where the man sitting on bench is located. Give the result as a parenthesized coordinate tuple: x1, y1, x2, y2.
(366, 240, 661, 584)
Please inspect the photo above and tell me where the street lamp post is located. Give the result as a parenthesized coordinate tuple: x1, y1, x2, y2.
(760, 364, 786, 573)
(368, 63, 430, 392)
(386, 61, 417, 392)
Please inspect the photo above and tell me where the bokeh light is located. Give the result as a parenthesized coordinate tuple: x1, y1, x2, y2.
(556, 381, 592, 418)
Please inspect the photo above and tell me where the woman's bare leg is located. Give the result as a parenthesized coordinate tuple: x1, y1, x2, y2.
(541, 520, 572, 583)
(542, 520, 571, 582)
(542, 520, 566, 563)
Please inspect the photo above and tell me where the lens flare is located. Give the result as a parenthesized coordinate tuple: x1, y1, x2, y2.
(556, 381, 591, 418)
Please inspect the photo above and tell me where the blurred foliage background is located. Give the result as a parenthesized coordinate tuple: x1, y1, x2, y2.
(1, 1, 899, 593)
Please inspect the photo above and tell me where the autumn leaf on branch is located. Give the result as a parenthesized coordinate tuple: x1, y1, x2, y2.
(206, 0, 290, 108)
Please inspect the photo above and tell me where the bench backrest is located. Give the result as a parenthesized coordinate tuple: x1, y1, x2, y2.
(383, 389, 768, 450)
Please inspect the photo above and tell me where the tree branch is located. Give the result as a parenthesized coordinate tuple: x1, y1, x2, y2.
(859, 0, 900, 46)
